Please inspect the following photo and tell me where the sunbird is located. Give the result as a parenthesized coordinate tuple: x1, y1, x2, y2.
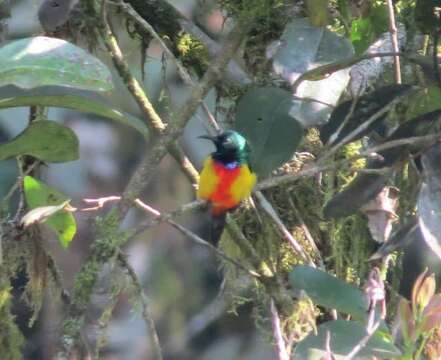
(197, 130, 257, 237)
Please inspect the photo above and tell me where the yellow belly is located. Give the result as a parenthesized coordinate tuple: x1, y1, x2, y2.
(197, 157, 256, 213)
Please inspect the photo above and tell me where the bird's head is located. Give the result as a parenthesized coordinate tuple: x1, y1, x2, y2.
(199, 130, 250, 164)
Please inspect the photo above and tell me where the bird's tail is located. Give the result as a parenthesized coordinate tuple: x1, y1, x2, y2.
(210, 212, 227, 244)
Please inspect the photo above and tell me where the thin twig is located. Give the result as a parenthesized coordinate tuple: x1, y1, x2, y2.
(255, 191, 314, 267)
(291, 51, 403, 93)
(386, 0, 402, 83)
(317, 90, 414, 162)
(117, 252, 163, 360)
(344, 267, 386, 360)
(343, 320, 381, 360)
(202, 102, 222, 134)
(292, 95, 335, 108)
(114, 0, 194, 86)
(1, 160, 40, 204)
(101, 1, 165, 132)
(101, 0, 199, 185)
(328, 83, 364, 146)
(133, 199, 260, 278)
(285, 190, 325, 269)
(270, 298, 289, 360)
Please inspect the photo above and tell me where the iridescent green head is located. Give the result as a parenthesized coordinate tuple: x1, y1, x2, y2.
(199, 130, 250, 165)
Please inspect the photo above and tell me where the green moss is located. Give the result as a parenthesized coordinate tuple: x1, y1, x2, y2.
(176, 33, 210, 76)
(220, 0, 286, 19)
(0, 273, 25, 360)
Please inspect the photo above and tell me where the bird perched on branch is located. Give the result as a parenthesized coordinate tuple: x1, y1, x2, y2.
(197, 130, 256, 241)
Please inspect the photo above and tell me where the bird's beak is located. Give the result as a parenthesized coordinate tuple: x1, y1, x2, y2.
(198, 134, 217, 142)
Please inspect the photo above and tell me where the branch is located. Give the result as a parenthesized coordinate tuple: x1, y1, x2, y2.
(115, 1, 194, 86)
(133, 199, 260, 277)
(270, 298, 290, 360)
(255, 191, 314, 267)
(291, 52, 403, 93)
(101, 0, 199, 185)
(386, 0, 402, 83)
(101, 1, 165, 132)
(343, 268, 386, 360)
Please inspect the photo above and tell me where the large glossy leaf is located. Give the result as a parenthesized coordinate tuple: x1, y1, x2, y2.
(0, 37, 113, 92)
(418, 144, 441, 260)
(289, 265, 367, 319)
(272, 18, 354, 127)
(23, 175, 76, 248)
(235, 87, 303, 177)
(320, 85, 415, 146)
(0, 120, 79, 162)
(0, 86, 149, 138)
(293, 320, 400, 360)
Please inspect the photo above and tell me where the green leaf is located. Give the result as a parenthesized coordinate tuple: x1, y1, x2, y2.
(0, 86, 149, 139)
(293, 320, 401, 360)
(0, 120, 79, 163)
(272, 18, 354, 126)
(289, 265, 367, 319)
(0, 36, 113, 92)
(350, 17, 375, 54)
(23, 176, 76, 248)
(350, 4, 388, 54)
(235, 87, 303, 177)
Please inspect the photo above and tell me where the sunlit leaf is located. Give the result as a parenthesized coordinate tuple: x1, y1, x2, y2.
(23, 176, 76, 248)
(235, 87, 303, 177)
(0, 36, 113, 91)
(293, 320, 401, 359)
(271, 18, 354, 127)
(0, 121, 79, 163)
(0, 85, 149, 139)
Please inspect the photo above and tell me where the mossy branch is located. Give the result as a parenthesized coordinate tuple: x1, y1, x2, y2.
(100, 1, 200, 185)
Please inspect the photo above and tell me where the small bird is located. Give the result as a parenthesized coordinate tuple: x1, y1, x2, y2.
(197, 130, 256, 240)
